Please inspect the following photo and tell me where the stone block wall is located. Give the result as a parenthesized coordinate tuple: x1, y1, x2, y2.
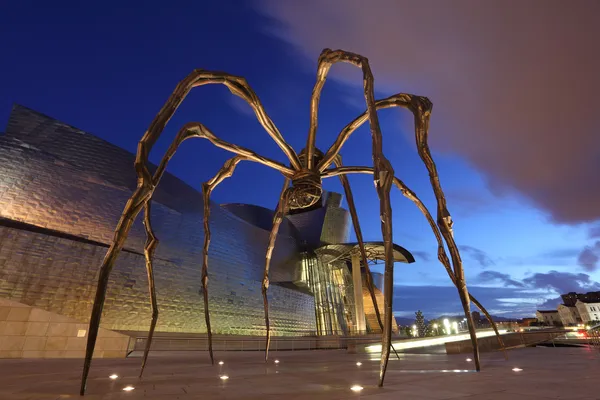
(0, 298, 130, 358)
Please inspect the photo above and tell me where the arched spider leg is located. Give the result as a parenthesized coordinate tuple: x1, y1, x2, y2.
(308, 48, 396, 387)
(332, 155, 400, 359)
(318, 94, 411, 172)
(201, 155, 248, 365)
(319, 92, 484, 370)
(409, 96, 480, 371)
(139, 200, 159, 379)
(322, 166, 505, 362)
(263, 178, 291, 361)
(81, 122, 292, 395)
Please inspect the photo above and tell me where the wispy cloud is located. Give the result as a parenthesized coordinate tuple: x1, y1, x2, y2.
(577, 241, 600, 272)
(392, 284, 541, 318)
(477, 271, 524, 288)
(227, 96, 255, 118)
(522, 270, 600, 294)
(458, 245, 495, 268)
(411, 250, 432, 263)
(590, 223, 600, 239)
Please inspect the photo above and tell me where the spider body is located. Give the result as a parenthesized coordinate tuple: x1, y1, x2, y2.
(288, 148, 325, 210)
(79, 48, 505, 396)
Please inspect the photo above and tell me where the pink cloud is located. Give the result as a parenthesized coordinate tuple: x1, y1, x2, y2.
(258, 0, 600, 223)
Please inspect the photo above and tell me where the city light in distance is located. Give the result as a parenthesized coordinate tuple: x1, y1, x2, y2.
(122, 386, 134, 391)
(109, 374, 119, 380)
(350, 385, 363, 392)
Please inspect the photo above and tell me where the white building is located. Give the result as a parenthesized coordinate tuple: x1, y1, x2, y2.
(575, 300, 600, 323)
(536, 310, 560, 326)
(557, 304, 580, 326)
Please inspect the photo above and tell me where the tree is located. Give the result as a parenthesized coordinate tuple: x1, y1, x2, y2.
(427, 319, 441, 336)
(415, 310, 427, 337)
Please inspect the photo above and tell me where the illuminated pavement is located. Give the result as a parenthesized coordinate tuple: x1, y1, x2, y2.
(0, 347, 598, 399)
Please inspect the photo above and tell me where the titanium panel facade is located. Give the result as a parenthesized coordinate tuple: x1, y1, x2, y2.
(0, 105, 316, 336)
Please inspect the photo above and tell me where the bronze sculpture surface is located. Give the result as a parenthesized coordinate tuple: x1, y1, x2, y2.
(79, 48, 504, 395)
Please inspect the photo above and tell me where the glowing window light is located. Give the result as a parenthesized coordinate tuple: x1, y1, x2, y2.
(220, 375, 229, 380)
(350, 385, 363, 392)
(109, 374, 119, 380)
(122, 386, 135, 391)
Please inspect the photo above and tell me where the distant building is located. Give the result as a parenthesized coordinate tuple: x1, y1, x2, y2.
(561, 291, 600, 307)
(536, 310, 561, 326)
(519, 317, 538, 327)
(557, 304, 581, 326)
(575, 300, 600, 323)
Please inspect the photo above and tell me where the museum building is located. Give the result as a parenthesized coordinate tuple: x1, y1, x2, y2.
(0, 105, 414, 347)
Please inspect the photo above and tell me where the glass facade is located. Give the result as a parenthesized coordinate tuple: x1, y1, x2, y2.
(299, 252, 355, 336)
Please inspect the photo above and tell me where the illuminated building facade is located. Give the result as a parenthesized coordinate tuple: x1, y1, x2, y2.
(0, 105, 413, 340)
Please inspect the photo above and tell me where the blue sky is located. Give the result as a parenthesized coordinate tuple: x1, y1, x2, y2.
(1, 1, 599, 319)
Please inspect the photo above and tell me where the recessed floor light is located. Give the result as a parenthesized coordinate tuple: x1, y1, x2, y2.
(356, 362, 362, 366)
(512, 367, 523, 372)
(218, 361, 224, 365)
(220, 375, 229, 380)
(109, 374, 119, 380)
(274, 359, 280, 364)
(350, 385, 363, 392)
(122, 386, 134, 391)
(466, 358, 472, 362)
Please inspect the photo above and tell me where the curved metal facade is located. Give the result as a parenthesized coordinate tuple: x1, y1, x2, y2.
(0, 105, 316, 336)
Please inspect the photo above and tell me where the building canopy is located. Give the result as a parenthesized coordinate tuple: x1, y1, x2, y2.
(314, 242, 415, 265)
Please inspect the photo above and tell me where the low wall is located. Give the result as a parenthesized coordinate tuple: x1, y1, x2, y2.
(0, 298, 131, 359)
(445, 330, 566, 354)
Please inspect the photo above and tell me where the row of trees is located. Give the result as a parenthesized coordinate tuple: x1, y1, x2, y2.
(402, 310, 462, 338)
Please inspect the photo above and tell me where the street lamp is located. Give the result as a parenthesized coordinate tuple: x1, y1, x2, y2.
(433, 323, 439, 336)
(443, 319, 451, 335)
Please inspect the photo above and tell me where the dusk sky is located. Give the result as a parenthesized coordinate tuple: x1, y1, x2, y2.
(1, 1, 599, 319)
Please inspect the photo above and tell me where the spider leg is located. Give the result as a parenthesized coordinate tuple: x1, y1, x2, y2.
(332, 155, 400, 359)
(322, 166, 503, 363)
(81, 121, 287, 395)
(139, 200, 159, 379)
(202, 156, 247, 365)
(263, 179, 291, 362)
(409, 96, 480, 371)
(309, 48, 395, 387)
(318, 94, 413, 172)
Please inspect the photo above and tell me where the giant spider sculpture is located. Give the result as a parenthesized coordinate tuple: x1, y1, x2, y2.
(79, 49, 505, 395)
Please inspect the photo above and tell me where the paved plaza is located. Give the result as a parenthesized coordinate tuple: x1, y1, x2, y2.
(0, 346, 598, 399)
